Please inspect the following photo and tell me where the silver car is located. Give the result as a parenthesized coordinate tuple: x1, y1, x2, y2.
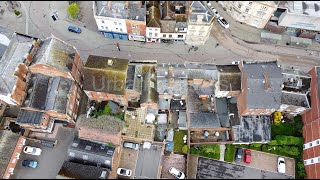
(123, 142, 139, 150)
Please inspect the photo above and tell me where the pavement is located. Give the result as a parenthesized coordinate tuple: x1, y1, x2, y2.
(196, 156, 293, 179)
(0, 1, 317, 72)
(161, 154, 186, 179)
(219, 144, 226, 161)
(11, 125, 76, 179)
(134, 144, 163, 179)
(118, 147, 139, 179)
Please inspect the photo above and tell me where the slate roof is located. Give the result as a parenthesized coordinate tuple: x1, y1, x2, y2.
(281, 91, 310, 108)
(160, 20, 176, 33)
(0, 33, 35, 95)
(16, 109, 44, 125)
(242, 61, 283, 109)
(158, 98, 171, 110)
(189, 112, 220, 128)
(0, 130, 20, 176)
(188, 1, 214, 24)
(178, 111, 187, 129)
(68, 137, 115, 170)
(215, 97, 230, 128)
(161, 1, 176, 20)
(32, 36, 76, 74)
(58, 161, 109, 179)
(95, 1, 146, 21)
(23, 73, 72, 113)
(146, 6, 161, 28)
(233, 116, 271, 143)
(217, 65, 242, 91)
(83, 55, 129, 95)
(186, 63, 218, 80)
(126, 64, 143, 93)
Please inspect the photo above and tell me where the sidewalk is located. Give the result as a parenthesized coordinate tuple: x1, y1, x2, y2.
(220, 144, 226, 161)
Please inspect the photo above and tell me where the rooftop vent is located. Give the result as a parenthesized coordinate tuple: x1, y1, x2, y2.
(107, 59, 114, 66)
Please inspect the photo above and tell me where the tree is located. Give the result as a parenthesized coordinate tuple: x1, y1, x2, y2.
(182, 145, 188, 154)
(67, 3, 79, 19)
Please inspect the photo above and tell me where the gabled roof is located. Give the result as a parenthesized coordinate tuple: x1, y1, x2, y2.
(140, 64, 158, 104)
(242, 61, 283, 109)
(161, 1, 175, 20)
(58, 161, 109, 179)
(146, 6, 161, 28)
(83, 55, 129, 95)
(23, 73, 72, 113)
(16, 109, 44, 125)
(32, 36, 77, 74)
(188, 1, 214, 23)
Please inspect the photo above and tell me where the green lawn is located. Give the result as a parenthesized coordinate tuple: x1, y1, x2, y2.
(190, 144, 220, 160)
(173, 130, 187, 153)
(224, 144, 235, 162)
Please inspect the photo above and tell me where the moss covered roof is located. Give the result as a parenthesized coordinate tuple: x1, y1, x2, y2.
(83, 55, 129, 95)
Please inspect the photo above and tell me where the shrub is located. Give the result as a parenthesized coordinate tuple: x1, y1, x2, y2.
(278, 146, 300, 157)
(67, 3, 79, 19)
(202, 144, 220, 154)
(296, 160, 306, 178)
(182, 145, 188, 154)
(14, 10, 21, 16)
(190, 145, 220, 160)
(274, 135, 303, 145)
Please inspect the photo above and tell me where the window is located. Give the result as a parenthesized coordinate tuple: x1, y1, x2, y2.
(101, 20, 104, 23)
(105, 160, 111, 165)
(155, 33, 158, 37)
(163, 34, 166, 38)
(114, 22, 117, 25)
(260, 6, 267, 11)
(303, 144, 306, 149)
(116, 27, 119, 30)
(69, 152, 75, 157)
(169, 34, 172, 38)
(317, 140, 320, 144)
(311, 159, 314, 163)
(245, 8, 250, 13)
(238, 2, 242, 9)
(310, 142, 313, 147)
(178, 35, 183, 38)
(304, 160, 307, 164)
(105, 26, 109, 30)
(149, 32, 152, 36)
(119, 22, 122, 25)
(120, 28, 123, 32)
(72, 143, 79, 147)
(85, 145, 92, 150)
(83, 155, 89, 160)
(101, 26, 104, 29)
(248, 2, 252, 5)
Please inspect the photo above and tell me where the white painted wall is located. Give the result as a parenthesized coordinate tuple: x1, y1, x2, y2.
(160, 33, 186, 40)
(146, 27, 161, 39)
(95, 16, 128, 34)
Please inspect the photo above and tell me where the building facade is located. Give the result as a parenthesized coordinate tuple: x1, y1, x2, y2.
(222, 1, 278, 29)
(185, 1, 215, 45)
(146, 2, 162, 43)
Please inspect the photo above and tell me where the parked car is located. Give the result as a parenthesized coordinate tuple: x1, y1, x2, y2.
(23, 146, 42, 156)
(217, 17, 229, 29)
(244, 149, 251, 163)
(117, 168, 132, 177)
(278, 157, 286, 173)
(231, 61, 240, 65)
(68, 25, 82, 34)
(123, 141, 139, 150)
(211, 7, 220, 18)
(235, 148, 243, 163)
(22, 159, 38, 168)
(169, 167, 185, 179)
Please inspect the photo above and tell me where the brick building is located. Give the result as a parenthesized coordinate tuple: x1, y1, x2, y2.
(237, 61, 283, 116)
(301, 66, 320, 178)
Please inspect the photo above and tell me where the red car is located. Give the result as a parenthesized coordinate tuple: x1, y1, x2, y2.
(244, 149, 251, 163)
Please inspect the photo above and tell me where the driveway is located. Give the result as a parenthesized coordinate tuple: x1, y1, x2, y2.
(117, 147, 139, 179)
(161, 154, 186, 179)
(11, 125, 75, 179)
(196, 156, 293, 179)
(134, 144, 163, 179)
(235, 150, 295, 178)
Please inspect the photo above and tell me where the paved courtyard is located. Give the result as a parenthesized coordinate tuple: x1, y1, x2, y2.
(161, 154, 186, 179)
(117, 147, 139, 179)
(135, 144, 163, 179)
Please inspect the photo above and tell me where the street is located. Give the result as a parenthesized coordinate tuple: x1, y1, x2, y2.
(0, 1, 317, 71)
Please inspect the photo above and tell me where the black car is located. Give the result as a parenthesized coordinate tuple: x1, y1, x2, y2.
(22, 159, 38, 168)
(235, 148, 243, 163)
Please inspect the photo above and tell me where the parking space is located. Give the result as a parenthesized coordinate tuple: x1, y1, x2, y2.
(117, 147, 139, 179)
(134, 144, 163, 179)
(197, 156, 293, 179)
(161, 154, 186, 179)
(11, 125, 75, 179)
(234, 149, 295, 178)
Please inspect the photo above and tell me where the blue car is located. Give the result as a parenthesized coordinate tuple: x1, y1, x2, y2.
(68, 25, 81, 34)
(22, 159, 38, 168)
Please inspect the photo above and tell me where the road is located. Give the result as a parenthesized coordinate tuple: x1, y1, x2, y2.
(0, 1, 318, 71)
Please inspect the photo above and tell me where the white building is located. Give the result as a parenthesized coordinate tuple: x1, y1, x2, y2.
(185, 1, 215, 46)
(93, 1, 130, 40)
(146, 4, 162, 43)
(277, 1, 320, 32)
(222, 1, 278, 29)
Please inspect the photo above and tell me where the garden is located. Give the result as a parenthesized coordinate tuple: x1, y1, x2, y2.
(189, 144, 220, 160)
(173, 130, 187, 153)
